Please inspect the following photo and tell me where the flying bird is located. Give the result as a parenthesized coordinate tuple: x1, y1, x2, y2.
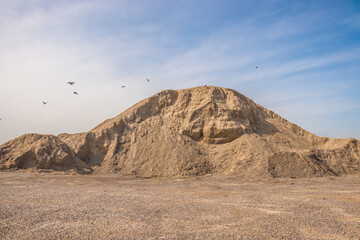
(42, 101, 48, 105)
(121, 85, 126, 88)
(256, 66, 259, 69)
(67, 81, 75, 85)
(146, 78, 150, 82)
(73, 92, 78, 95)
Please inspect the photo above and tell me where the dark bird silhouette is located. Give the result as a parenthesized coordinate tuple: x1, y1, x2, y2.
(67, 81, 75, 85)
(256, 66, 259, 69)
(0, 118, 2, 121)
(42, 101, 48, 105)
(121, 85, 126, 88)
(147, 78, 150, 82)
(73, 92, 78, 95)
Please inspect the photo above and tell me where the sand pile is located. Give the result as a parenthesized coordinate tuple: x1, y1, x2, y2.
(0, 134, 92, 174)
(1, 86, 359, 179)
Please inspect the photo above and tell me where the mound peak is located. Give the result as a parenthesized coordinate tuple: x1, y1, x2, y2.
(1, 86, 359, 180)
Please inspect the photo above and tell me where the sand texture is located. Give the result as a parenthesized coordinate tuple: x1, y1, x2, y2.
(0, 173, 359, 239)
(1, 86, 359, 179)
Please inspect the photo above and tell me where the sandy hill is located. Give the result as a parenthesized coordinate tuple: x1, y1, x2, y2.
(1, 86, 359, 179)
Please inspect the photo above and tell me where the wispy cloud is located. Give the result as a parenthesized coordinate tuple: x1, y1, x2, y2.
(0, 0, 359, 143)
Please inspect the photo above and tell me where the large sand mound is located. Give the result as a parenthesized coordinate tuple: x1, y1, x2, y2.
(1, 86, 359, 179)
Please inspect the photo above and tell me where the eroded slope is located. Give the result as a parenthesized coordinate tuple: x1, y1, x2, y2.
(1, 86, 359, 179)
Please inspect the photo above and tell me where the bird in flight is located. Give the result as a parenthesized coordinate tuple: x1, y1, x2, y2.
(121, 85, 126, 88)
(42, 101, 48, 105)
(146, 78, 150, 82)
(73, 92, 78, 95)
(256, 66, 259, 69)
(67, 81, 75, 85)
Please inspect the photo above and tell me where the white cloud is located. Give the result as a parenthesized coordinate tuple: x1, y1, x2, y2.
(0, 1, 359, 143)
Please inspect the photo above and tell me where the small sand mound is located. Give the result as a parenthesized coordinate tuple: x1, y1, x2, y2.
(1, 86, 359, 179)
(0, 134, 92, 173)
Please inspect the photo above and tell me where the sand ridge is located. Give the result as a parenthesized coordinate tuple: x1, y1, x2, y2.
(1, 86, 359, 179)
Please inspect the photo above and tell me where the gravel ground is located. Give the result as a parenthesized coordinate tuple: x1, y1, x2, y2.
(0, 172, 360, 239)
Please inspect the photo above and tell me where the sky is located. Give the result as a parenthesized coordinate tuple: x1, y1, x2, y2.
(0, 0, 359, 144)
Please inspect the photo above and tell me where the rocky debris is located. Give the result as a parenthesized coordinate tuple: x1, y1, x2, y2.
(1, 173, 360, 239)
(1, 86, 359, 179)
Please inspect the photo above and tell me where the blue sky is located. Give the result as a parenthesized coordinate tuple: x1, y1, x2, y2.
(0, 0, 359, 143)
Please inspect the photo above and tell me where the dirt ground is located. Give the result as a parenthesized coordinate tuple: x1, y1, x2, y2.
(0, 172, 359, 239)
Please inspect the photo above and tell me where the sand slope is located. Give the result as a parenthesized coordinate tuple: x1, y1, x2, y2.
(1, 86, 359, 179)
